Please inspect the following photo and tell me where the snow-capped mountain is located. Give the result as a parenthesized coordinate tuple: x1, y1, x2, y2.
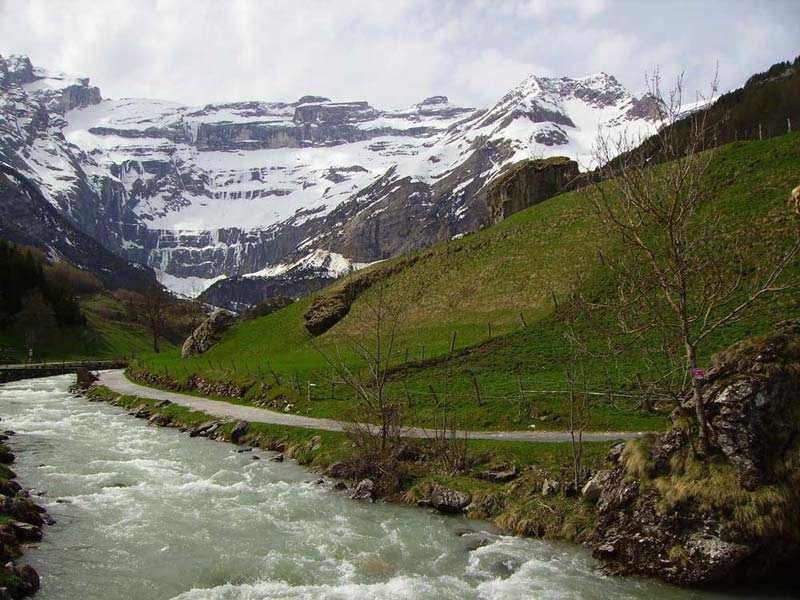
(0, 54, 657, 301)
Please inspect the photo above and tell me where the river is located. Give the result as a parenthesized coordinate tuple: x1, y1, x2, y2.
(0, 375, 788, 599)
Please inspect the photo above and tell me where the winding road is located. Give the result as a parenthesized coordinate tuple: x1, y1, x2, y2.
(98, 369, 649, 443)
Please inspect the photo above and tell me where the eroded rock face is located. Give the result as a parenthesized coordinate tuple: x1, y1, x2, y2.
(181, 309, 235, 358)
(590, 319, 800, 585)
(485, 156, 582, 224)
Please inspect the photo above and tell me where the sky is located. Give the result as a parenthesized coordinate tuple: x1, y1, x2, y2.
(0, 0, 797, 109)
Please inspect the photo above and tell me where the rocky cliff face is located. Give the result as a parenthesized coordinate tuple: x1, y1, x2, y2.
(0, 54, 657, 305)
(485, 156, 581, 223)
(590, 319, 800, 585)
(0, 162, 156, 291)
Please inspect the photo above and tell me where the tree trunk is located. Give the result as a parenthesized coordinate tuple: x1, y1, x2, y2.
(153, 331, 160, 354)
(686, 343, 708, 451)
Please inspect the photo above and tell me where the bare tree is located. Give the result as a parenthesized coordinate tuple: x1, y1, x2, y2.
(311, 281, 406, 453)
(558, 284, 592, 490)
(179, 297, 207, 348)
(427, 362, 469, 476)
(591, 71, 799, 450)
(138, 283, 172, 353)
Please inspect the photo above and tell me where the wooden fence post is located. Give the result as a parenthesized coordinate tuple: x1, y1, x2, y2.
(516, 373, 526, 420)
(449, 332, 457, 353)
(267, 361, 281, 386)
(403, 382, 413, 408)
(472, 376, 482, 407)
(519, 311, 527, 328)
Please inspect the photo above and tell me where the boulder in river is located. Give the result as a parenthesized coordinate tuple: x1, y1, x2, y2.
(74, 367, 98, 390)
(351, 479, 375, 502)
(591, 319, 800, 585)
(229, 421, 249, 444)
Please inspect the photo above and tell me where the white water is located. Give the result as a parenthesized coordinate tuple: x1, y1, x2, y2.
(0, 376, 786, 599)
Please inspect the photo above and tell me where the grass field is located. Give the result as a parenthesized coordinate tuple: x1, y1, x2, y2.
(134, 134, 800, 432)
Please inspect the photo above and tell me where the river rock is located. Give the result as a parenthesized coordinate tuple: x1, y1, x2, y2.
(0, 496, 43, 527)
(74, 367, 98, 390)
(271, 454, 284, 463)
(230, 421, 249, 444)
(15, 564, 39, 597)
(0, 481, 21, 498)
(591, 320, 800, 585)
(181, 309, 235, 358)
(581, 471, 612, 503)
(147, 413, 172, 427)
(351, 479, 375, 502)
(429, 486, 471, 514)
(8, 522, 41, 543)
(327, 461, 348, 479)
(0, 450, 13, 465)
(132, 406, 151, 419)
(189, 421, 222, 438)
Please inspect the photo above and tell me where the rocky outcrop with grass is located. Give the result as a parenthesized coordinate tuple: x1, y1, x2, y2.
(181, 309, 236, 358)
(589, 319, 800, 585)
(485, 156, 581, 224)
(303, 257, 417, 335)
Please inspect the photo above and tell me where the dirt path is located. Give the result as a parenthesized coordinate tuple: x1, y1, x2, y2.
(98, 370, 650, 443)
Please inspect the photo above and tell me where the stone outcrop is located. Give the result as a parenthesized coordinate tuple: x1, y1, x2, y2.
(485, 156, 582, 224)
(589, 319, 800, 585)
(181, 310, 236, 358)
(303, 256, 417, 335)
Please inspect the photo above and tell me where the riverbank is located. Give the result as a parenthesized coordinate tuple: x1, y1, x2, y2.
(0, 430, 45, 599)
(84, 383, 616, 543)
(90, 316, 800, 590)
(7, 374, 734, 600)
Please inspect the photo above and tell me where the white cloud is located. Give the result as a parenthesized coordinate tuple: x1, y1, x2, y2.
(0, 0, 796, 109)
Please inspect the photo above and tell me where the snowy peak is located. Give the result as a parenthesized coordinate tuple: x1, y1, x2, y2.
(0, 54, 657, 300)
(1, 54, 102, 114)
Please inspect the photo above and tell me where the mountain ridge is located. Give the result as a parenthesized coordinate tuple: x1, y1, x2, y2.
(0, 53, 656, 301)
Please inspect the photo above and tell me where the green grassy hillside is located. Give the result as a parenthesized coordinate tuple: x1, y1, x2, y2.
(135, 134, 800, 431)
(0, 292, 165, 362)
